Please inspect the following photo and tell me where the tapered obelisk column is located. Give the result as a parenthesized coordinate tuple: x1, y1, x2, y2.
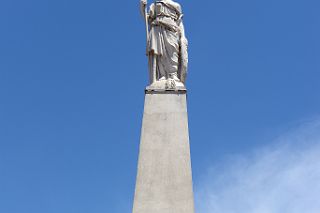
(132, 90, 194, 213)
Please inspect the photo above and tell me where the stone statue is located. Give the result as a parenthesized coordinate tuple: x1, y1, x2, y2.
(140, 0, 188, 90)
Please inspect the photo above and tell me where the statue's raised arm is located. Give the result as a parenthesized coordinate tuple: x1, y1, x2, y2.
(140, 0, 188, 90)
(140, 0, 147, 17)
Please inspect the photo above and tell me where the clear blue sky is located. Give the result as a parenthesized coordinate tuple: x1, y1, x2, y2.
(0, 0, 319, 212)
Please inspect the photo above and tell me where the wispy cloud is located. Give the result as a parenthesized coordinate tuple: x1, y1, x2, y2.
(195, 118, 320, 213)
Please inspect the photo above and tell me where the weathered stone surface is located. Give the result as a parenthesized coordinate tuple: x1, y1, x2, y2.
(133, 91, 194, 213)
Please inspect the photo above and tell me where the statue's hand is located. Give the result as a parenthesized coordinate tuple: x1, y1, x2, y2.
(140, 0, 147, 6)
(140, 0, 147, 17)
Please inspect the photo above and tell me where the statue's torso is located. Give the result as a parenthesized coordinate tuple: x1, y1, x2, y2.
(150, 0, 182, 31)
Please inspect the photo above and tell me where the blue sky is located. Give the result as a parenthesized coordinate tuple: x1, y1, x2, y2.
(0, 0, 319, 212)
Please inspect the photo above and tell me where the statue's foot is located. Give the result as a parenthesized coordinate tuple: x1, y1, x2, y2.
(165, 79, 176, 90)
(159, 76, 166, 81)
(169, 73, 180, 82)
(146, 74, 186, 91)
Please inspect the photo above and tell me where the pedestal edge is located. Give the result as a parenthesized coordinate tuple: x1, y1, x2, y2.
(145, 89, 187, 95)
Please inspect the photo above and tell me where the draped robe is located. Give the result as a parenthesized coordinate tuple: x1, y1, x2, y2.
(147, 0, 188, 83)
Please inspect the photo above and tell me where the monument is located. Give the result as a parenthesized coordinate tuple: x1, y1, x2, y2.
(133, 0, 194, 212)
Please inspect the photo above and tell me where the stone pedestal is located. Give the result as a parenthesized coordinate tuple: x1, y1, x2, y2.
(132, 90, 194, 213)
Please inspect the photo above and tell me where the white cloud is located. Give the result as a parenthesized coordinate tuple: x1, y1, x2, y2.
(195, 118, 320, 213)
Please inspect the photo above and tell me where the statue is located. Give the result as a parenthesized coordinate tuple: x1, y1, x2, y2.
(140, 0, 188, 90)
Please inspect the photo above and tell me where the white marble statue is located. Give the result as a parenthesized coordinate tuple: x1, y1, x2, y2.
(140, 0, 188, 90)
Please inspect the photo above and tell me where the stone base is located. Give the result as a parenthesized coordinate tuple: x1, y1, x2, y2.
(132, 90, 194, 213)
